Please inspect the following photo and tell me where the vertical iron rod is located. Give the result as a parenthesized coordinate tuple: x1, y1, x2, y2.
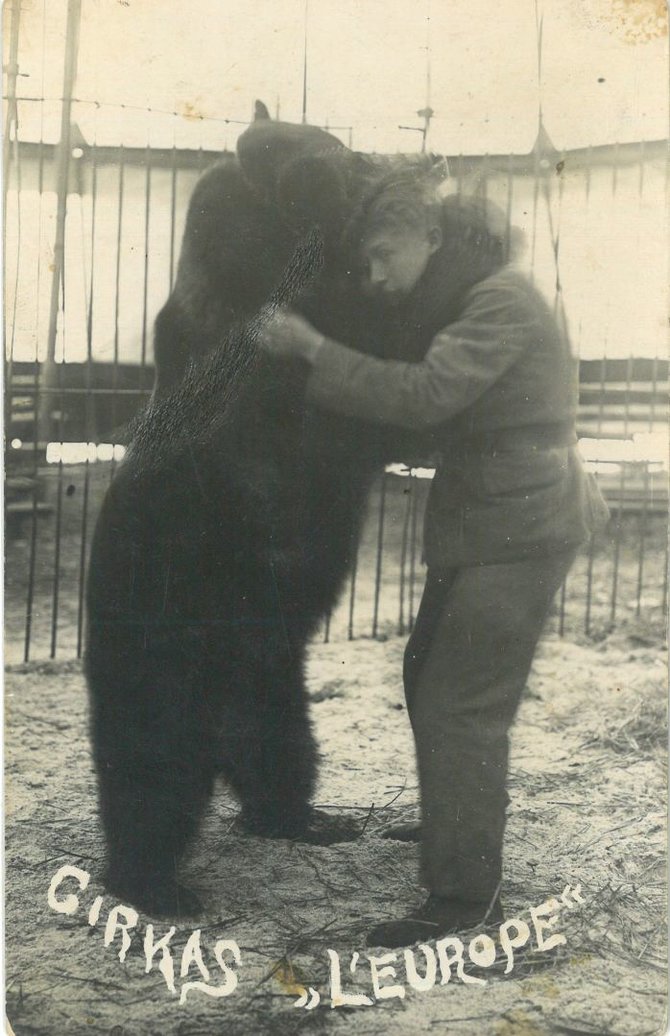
(347, 524, 360, 642)
(109, 144, 125, 480)
(50, 291, 68, 659)
(169, 116, 178, 290)
(2, 0, 21, 198)
(371, 472, 387, 638)
(408, 475, 421, 631)
(23, 132, 48, 662)
(397, 473, 412, 636)
(76, 131, 99, 658)
(558, 570, 567, 638)
(37, 0, 82, 445)
(662, 521, 668, 618)
(504, 152, 514, 263)
(635, 464, 650, 617)
(301, 0, 309, 124)
(140, 138, 152, 388)
(584, 532, 596, 636)
(609, 465, 625, 623)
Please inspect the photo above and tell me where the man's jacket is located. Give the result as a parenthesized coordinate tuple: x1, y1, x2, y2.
(305, 265, 610, 568)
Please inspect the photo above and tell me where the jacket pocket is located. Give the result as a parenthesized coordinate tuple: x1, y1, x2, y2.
(476, 447, 569, 497)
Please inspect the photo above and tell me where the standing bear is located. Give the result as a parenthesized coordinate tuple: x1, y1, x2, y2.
(85, 109, 442, 919)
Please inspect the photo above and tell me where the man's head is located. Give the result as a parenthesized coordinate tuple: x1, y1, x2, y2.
(357, 179, 443, 303)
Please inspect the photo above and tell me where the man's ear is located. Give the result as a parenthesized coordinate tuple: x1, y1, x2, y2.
(427, 224, 442, 254)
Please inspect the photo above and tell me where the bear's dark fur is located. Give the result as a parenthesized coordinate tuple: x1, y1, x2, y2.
(85, 116, 433, 919)
(152, 111, 369, 399)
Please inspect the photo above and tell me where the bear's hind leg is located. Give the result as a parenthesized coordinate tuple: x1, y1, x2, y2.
(214, 646, 317, 839)
(95, 746, 212, 919)
(218, 646, 361, 845)
(224, 700, 317, 840)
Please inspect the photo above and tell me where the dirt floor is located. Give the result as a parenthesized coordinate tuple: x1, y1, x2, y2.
(4, 618, 667, 1036)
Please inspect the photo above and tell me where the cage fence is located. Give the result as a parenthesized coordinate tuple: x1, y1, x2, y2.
(4, 4, 669, 663)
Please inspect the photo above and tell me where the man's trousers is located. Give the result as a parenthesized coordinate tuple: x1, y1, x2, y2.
(403, 547, 577, 903)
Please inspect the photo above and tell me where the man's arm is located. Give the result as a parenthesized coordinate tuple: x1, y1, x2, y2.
(305, 280, 542, 429)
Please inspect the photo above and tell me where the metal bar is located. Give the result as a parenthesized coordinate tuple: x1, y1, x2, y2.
(347, 533, 359, 642)
(649, 354, 659, 431)
(479, 153, 489, 203)
(579, 441, 604, 634)
(37, 0, 82, 444)
(551, 156, 566, 320)
(529, 162, 540, 281)
(408, 474, 421, 631)
(301, 0, 309, 124)
(604, 143, 630, 621)
(23, 482, 41, 662)
(3, 0, 21, 199)
(504, 153, 514, 262)
(5, 114, 23, 451)
(623, 354, 633, 438)
(397, 473, 412, 635)
(558, 569, 567, 638)
(662, 522, 669, 619)
(7, 385, 153, 397)
(3, 7, 24, 500)
(584, 534, 595, 636)
(609, 465, 625, 623)
(637, 138, 646, 195)
(44, 0, 80, 658)
(76, 133, 99, 658)
(635, 463, 650, 617)
(23, 129, 48, 662)
(2, 1, 22, 453)
(50, 253, 74, 658)
(169, 119, 178, 289)
(139, 140, 152, 389)
(371, 472, 387, 638)
(49, 460, 65, 658)
(572, 145, 592, 358)
(110, 143, 125, 480)
(21, 0, 51, 669)
(596, 353, 607, 436)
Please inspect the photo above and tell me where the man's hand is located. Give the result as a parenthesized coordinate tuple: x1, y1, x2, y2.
(259, 308, 326, 364)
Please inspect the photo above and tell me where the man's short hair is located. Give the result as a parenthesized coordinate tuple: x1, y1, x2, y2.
(362, 178, 443, 239)
(343, 157, 518, 271)
(344, 155, 447, 247)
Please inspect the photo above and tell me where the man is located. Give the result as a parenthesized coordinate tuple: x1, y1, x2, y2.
(260, 174, 609, 948)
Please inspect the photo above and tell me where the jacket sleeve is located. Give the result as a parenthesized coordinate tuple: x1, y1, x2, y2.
(305, 278, 542, 429)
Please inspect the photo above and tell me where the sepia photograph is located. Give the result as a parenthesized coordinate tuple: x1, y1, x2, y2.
(3, 1, 668, 1033)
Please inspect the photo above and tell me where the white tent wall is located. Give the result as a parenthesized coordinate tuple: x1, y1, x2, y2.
(4, 144, 668, 366)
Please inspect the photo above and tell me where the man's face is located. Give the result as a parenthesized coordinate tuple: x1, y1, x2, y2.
(360, 225, 441, 304)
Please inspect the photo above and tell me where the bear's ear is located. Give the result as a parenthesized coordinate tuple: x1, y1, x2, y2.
(254, 100, 271, 122)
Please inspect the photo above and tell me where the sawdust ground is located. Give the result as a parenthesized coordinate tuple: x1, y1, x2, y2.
(4, 625, 667, 1036)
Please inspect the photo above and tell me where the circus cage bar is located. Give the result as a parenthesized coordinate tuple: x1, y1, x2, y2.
(3, 12, 668, 663)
